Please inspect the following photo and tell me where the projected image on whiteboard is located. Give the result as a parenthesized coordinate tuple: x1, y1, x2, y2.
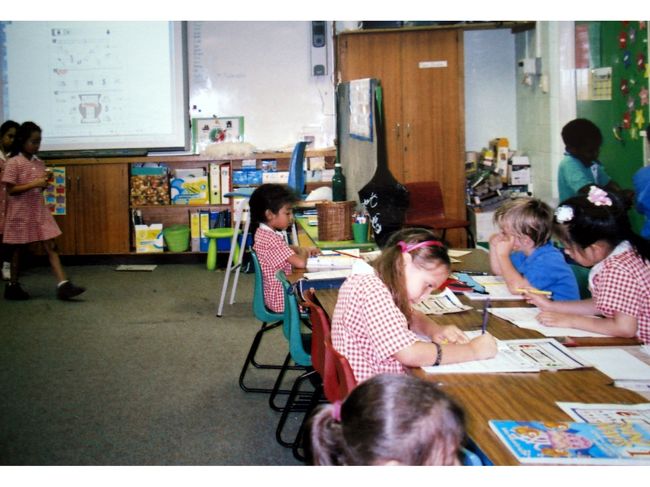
(0, 21, 189, 154)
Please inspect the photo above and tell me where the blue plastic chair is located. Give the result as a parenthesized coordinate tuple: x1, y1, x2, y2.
(287, 141, 308, 197)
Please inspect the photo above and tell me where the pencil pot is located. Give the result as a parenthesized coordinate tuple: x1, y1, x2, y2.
(316, 201, 355, 241)
(352, 222, 369, 243)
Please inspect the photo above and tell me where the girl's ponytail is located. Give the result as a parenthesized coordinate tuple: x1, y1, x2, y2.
(306, 404, 346, 465)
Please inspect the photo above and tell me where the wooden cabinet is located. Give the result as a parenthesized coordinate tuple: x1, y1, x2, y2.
(46, 149, 335, 255)
(336, 28, 466, 246)
(53, 163, 130, 255)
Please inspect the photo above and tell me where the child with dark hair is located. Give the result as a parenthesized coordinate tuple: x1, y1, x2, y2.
(558, 118, 631, 203)
(489, 197, 580, 300)
(249, 183, 319, 312)
(307, 373, 466, 465)
(331, 227, 496, 383)
(526, 186, 650, 343)
(2, 121, 85, 300)
(0, 120, 20, 281)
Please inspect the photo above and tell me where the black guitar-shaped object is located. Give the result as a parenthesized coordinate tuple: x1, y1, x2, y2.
(357, 85, 409, 247)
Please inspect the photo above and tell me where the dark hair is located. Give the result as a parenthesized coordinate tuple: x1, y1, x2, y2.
(556, 187, 650, 262)
(307, 373, 465, 466)
(494, 197, 554, 246)
(0, 120, 19, 137)
(561, 118, 602, 150)
(9, 121, 41, 157)
(249, 183, 299, 224)
(372, 227, 450, 320)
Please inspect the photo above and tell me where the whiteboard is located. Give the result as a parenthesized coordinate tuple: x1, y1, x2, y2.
(188, 21, 336, 151)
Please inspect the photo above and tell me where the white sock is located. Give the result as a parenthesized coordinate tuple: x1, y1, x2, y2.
(57, 280, 69, 288)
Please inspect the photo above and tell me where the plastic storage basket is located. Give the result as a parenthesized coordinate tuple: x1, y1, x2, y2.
(163, 224, 190, 252)
(316, 201, 355, 241)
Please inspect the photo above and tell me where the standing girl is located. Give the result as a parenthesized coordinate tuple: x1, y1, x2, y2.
(527, 186, 650, 343)
(0, 120, 19, 281)
(2, 122, 85, 300)
(331, 227, 497, 383)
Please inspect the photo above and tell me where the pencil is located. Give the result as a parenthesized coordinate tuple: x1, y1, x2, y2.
(516, 288, 552, 296)
(481, 298, 491, 334)
(333, 250, 362, 259)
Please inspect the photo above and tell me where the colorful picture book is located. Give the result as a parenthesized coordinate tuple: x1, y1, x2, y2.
(489, 420, 650, 465)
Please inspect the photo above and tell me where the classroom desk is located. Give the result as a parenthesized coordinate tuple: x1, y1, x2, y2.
(310, 248, 648, 466)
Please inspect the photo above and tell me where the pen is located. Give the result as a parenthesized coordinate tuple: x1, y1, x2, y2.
(481, 298, 491, 334)
(516, 288, 553, 296)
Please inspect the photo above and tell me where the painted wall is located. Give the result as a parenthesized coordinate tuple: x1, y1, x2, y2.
(464, 29, 517, 152)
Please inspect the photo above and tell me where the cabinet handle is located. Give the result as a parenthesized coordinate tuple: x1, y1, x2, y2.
(395, 123, 401, 139)
(76, 176, 81, 192)
(406, 123, 411, 138)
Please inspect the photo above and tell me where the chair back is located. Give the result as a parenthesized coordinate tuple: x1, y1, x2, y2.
(276, 270, 312, 366)
(250, 251, 283, 323)
(324, 339, 357, 400)
(287, 141, 308, 196)
(405, 181, 446, 220)
(301, 289, 339, 401)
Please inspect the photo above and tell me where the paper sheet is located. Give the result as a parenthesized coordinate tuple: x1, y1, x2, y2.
(413, 287, 473, 315)
(489, 307, 609, 338)
(556, 402, 650, 425)
(463, 275, 525, 300)
(573, 348, 650, 381)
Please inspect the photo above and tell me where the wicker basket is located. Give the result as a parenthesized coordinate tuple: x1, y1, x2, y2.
(316, 201, 355, 241)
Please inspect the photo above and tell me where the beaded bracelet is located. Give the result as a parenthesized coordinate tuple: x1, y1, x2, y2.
(433, 341, 443, 366)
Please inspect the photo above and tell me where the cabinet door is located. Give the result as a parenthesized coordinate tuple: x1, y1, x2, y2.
(337, 31, 405, 179)
(54, 164, 129, 254)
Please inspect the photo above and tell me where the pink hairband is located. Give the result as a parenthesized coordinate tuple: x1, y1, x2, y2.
(398, 240, 445, 253)
(331, 401, 342, 422)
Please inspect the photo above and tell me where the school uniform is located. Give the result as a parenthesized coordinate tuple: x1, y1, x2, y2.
(558, 153, 611, 202)
(589, 241, 650, 344)
(1, 154, 61, 244)
(510, 242, 580, 301)
(252, 223, 294, 313)
(0, 150, 8, 235)
(331, 272, 420, 383)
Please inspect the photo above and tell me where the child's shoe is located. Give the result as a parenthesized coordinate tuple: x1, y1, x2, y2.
(4, 282, 30, 300)
(1, 262, 10, 281)
(57, 281, 86, 300)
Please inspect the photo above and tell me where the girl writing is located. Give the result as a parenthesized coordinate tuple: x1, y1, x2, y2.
(331, 227, 497, 383)
(249, 183, 319, 312)
(2, 121, 85, 300)
(0, 120, 19, 281)
(527, 186, 650, 343)
(307, 373, 466, 465)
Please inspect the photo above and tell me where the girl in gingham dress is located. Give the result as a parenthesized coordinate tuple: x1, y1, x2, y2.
(249, 184, 319, 312)
(2, 122, 85, 301)
(527, 186, 650, 344)
(0, 120, 19, 281)
(331, 227, 497, 384)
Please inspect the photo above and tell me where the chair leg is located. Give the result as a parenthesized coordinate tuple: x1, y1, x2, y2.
(466, 227, 475, 248)
(291, 383, 324, 462)
(275, 370, 319, 449)
(269, 354, 308, 412)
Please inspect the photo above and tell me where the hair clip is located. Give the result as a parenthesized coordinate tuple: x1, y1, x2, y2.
(587, 186, 612, 206)
(397, 240, 445, 253)
(554, 205, 574, 223)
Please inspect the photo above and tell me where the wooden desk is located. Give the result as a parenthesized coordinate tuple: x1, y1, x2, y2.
(312, 248, 648, 465)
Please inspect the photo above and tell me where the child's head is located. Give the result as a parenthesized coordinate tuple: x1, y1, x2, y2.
(494, 197, 554, 249)
(249, 183, 299, 231)
(0, 120, 19, 153)
(373, 227, 450, 319)
(561, 118, 602, 165)
(555, 186, 650, 265)
(11, 121, 42, 157)
(307, 373, 466, 465)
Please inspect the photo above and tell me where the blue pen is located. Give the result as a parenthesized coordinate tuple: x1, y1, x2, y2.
(481, 298, 491, 334)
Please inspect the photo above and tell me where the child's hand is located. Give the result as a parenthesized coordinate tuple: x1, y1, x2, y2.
(492, 234, 515, 258)
(34, 177, 49, 189)
(523, 291, 552, 310)
(307, 246, 320, 257)
(469, 333, 498, 360)
(536, 311, 570, 328)
(433, 325, 469, 345)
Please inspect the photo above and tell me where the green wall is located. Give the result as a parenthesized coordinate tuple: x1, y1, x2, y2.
(576, 21, 648, 232)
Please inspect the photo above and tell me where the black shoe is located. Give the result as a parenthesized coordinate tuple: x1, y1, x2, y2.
(5, 282, 30, 300)
(57, 281, 86, 300)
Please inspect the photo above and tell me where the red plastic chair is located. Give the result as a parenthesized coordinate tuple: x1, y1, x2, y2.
(404, 181, 474, 246)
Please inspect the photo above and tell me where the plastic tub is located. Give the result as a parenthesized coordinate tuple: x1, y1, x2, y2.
(163, 224, 190, 252)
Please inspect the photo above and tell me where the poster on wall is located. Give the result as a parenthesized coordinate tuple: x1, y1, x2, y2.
(348, 78, 373, 141)
(192, 116, 244, 154)
(43, 166, 66, 215)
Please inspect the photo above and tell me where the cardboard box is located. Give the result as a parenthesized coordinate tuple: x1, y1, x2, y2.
(209, 163, 221, 204)
(468, 209, 498, 243)
(170, 169, 209, 205)
(135, 224, 164, 253)
(508, 156, 531, 185)
(130, 166, 170, 206)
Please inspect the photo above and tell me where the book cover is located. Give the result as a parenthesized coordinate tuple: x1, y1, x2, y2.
(489, 420, 650, 465)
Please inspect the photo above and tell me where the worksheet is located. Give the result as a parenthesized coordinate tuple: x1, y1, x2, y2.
(556, 402, 650, 425)
(489, 307, 609, 338)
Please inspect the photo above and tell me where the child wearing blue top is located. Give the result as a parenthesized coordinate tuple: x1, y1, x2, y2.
(489, 197, 580, 301)
(558, 118, 631, 204)
(633, 166, 650, 239)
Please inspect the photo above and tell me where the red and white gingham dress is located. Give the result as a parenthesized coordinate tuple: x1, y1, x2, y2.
(2, 154, 61, 244)
(331, 272, 420, 383)
(253, 225, 294, 313)
(0, 152, 7, 235)
(591, 246, 650, 344)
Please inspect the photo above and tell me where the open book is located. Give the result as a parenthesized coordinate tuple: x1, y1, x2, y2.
(306, 249, 360, 271)
(421, 334, 590, 374)
(489, 419, 650, 465)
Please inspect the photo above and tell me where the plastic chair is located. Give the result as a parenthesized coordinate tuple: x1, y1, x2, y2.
(404, 181, 474, 246)
(287, 141, 308, 197)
